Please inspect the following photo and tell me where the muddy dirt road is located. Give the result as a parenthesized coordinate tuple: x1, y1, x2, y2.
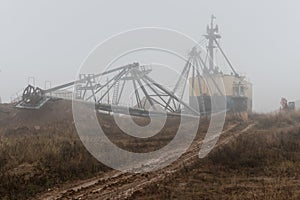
(37, 122, 254, 200)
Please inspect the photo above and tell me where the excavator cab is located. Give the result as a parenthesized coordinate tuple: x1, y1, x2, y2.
(280, 97, 295, 112)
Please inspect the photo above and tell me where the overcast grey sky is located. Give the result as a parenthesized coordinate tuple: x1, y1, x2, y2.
(0, 0, 299, 112)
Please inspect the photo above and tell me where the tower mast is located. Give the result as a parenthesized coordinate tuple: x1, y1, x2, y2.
(205, 15, 221, 72)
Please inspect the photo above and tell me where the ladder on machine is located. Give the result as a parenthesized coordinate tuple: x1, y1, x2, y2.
(112, 80, 120, 105)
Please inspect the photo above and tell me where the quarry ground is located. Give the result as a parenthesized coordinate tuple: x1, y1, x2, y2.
(1, 99, 300, 199)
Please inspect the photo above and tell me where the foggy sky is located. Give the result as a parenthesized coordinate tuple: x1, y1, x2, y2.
(0, 0, 299, 112)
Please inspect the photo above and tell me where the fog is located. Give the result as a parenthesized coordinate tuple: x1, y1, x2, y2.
(0, 0, 299, 112)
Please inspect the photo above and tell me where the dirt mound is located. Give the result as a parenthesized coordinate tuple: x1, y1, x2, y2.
(0, 99, 73, 128)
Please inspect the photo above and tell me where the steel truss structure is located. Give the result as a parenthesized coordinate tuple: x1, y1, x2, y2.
(17, 63, 200, 116)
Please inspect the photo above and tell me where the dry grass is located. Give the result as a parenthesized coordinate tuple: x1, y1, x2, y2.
(0, 110, 204, 199)
(250, 110, 300, 129)
(0, 121, 108, 200)
(130, 111, 300, 200)
(1, 102, 300, 199)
